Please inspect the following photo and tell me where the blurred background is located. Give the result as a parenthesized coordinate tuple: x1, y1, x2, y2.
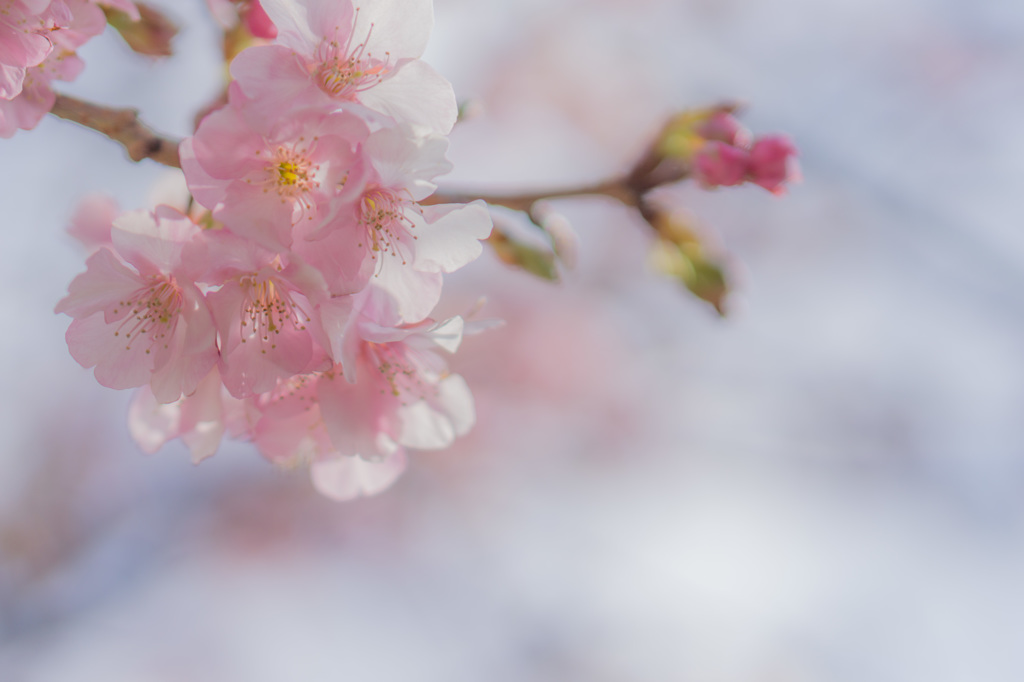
(2, 0, 1024, 679)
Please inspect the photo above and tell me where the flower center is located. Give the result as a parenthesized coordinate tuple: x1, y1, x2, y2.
(312, 12, 390, 100)
(367, 342, 431, 402)
(265, 146, 319, 199)
(358, 188, 415, 263)
(112, 277, 183, 354)
(238, 273, 311, 354)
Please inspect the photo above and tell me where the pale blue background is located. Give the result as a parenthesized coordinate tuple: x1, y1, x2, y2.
(1, 0, 1023, 680)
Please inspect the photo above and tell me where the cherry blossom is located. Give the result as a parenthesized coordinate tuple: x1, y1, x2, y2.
(55, 206, 219, 403)
(180, 83, 369, 251)
(128, 367, 254, 464)
(0, 0, 63, 100)
(200, 231, 332, 398)
(250, 372, 408, 500)
(293, 125, 492, 301)
(231, 0, 457, 134)
(0, 0, 125, 137)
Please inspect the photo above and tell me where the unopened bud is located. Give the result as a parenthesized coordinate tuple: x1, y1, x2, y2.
(488, 230, 560, 281)
(694, 141, 749, 188)
(656, 104, 742, 162)
(104, 3, 178, 58)
(646, 210, 730, 315)
(748, 135, 800, 195)
(694, 110, 752, 148)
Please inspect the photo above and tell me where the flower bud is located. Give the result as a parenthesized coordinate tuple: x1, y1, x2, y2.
(646, 210, 730, 315)
(748, 135, 800, 195)
(694, 140, 750, 188)
(104, 4, 178, 58)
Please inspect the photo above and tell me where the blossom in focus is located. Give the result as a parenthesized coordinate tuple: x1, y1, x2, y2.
(0, 0, 119, 137)
(292, 124, 492, 300)
(56, 206, 219, 403)
(246, 287, 473, 498)
(0, 0, 64, 100)
(200, 231, 332, 398)
(180, 83, 369, 251)
(231, 0, 457, 134)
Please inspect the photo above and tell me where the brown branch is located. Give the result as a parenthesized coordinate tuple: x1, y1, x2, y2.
(49, 94, 182, 168)
(425, 177, 642, 212)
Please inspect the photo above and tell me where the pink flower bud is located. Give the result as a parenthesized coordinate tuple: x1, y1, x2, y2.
(695, 111, 752, 148)
(748, 135, 800, 195)
(242, 0, 276, 39)
(694, 141, 750, 188)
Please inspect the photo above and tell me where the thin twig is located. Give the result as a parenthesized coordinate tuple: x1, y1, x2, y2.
(49, 94, 182, 168)
(46, 96, 688, 212)
(425, 178, 641, 212)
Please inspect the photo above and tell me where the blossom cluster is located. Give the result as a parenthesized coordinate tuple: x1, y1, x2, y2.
(56, 0, 493, 500)
(0, 0, 138, 137)
(690, 111, 799, 194)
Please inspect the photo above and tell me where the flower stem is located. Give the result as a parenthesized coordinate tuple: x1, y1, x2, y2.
(425, 178, 643, 212)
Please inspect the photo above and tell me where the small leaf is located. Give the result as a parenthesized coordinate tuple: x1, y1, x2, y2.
(645, 208, 730, 315)
(650, 238, 729, 315)
(488, 230, 559, 281)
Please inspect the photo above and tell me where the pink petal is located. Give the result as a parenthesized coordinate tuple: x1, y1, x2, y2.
(412, 201, 492, 274)
(395, 374, 474, 450)
(55, 247, 141, 318)
(356, 0, 432, 60)
(128, 385, 181, 454)
(361, 59, 457, 136)
(310, 449, 407, 501)
(68, 194, 119, 250)
(257, 0, 319, 53)
(229, 44, 323, 122)
(67, 313, 158, 391)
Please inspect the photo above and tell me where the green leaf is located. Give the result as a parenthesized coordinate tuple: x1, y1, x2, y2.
(488, 231, 560, 281)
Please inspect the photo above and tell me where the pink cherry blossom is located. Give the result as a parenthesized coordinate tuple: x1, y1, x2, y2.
(54, 0, 106, 51)
(251, 287, 475, 472)
(316, 286, 476, 451)
(55, 206, 219, 403)
(0, 0, 63, 100)
(251, 373, 408, 500)
(231, 0, 457, 134)
(748, 134, 800, 195)
(0, 0, 109, 137)
(200, 231, 333, 398)
(128, 367, 254, 463)
(180, 83, 368, 251)
(293, 124, 492, 301)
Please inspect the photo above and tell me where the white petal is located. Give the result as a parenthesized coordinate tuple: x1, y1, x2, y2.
(310, 450, 407, 501)
(412, 201, 493, 273)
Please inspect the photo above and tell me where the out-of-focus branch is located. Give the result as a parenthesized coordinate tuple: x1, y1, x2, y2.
(49, 94, 182, 168)
(426, 177, 643, 212)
